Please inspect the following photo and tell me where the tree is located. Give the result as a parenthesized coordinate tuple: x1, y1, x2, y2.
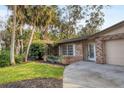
(24, 6, 37, 62)
(78, 5, 105, 36)
(24, 5, 59, 62)
(51, 5, 106, 40)
(3, 18, 12, 49)
(5, 5, 106, 63)
(39, 5, 59, 40)
(16, 6, 26, 54)
(10, 5, 16, 65)
(55, 5, 84, 39)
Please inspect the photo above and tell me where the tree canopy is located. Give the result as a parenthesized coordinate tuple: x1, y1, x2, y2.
(1, 5, 107, 64)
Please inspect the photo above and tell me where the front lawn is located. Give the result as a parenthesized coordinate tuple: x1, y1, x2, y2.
(0, 62, 64, 84)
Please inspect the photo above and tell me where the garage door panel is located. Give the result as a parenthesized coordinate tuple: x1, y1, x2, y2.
(105, 39, 124, 66)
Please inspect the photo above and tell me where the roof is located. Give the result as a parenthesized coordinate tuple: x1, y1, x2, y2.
(58, 20, 124, 44)
(41, 39, 54, 44)
(89, 20, 124, 39)
(58, 36, 87, 44)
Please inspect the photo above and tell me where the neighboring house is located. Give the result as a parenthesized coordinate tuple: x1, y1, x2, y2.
(56, 20, 124, 66)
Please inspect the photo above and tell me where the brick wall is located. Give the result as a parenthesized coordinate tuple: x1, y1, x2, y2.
(95, 38, 105, 64)
(59, 41, 83, 64)
(62, 56, 83, 64)
(95, 33, 124, 64)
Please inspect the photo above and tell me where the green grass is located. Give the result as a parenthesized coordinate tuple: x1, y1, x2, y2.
(0, 62, 64, 84)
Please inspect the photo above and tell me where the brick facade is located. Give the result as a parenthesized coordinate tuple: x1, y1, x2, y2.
(62, 56, 83, 64)
(57, 33, 124, 64)
(95, 33, 124, 64)
(59, 41, 83, 64)
(95, 38, 105, 64)
(55, 21, 124, 65)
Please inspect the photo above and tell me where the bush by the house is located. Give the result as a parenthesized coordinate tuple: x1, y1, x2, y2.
(47, 55, 64, 64)
(29, 41, 46, 60)
(0, 50, 10, 67)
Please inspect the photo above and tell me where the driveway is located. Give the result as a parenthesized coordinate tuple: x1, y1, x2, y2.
(63, 61, 124, 88)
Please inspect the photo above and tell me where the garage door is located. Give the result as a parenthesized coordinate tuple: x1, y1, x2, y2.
(105, 39, 124, 66)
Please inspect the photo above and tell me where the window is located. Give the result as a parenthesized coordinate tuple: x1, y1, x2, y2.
(60, 44, 75, 56)
(68, 45, 73, 55)
(62, 45, 68, 55)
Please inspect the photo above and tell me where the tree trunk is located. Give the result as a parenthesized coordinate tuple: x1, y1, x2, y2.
(25, 26, 35, 62)
(16, 39, 20, 55)
(10, 5, 16, 65)
(20, 23, 23, 54)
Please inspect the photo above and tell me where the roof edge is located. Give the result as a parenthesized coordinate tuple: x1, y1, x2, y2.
(89, 20, 124, 39)
(57, 20, 124, 44)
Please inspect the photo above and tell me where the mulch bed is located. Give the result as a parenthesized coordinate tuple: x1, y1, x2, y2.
(35, 60, 68, 67)
(0, 78, 63, 88)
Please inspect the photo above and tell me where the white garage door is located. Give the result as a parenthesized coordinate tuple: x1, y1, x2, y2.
(105, 39, 124, 66)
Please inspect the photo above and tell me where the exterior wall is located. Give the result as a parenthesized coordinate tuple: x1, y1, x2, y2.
(56, 22, 124, 65)
(59, 41, 83, 64)
(95, 33, 124, 64)
(50, 46, 59, 56)
(62, 56, 83, 64)
(103, 26, 124, 36)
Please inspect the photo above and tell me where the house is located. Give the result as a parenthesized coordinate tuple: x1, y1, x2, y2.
(56, 20, 124, 66)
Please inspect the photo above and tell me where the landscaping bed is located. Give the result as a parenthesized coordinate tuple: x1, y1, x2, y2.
(37, 60, 67, 67)
(0, 78, 62, 88)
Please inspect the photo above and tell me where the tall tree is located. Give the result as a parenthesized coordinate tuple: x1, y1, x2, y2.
(57, 5, 83, 39)
(24, 5, 59, 62)
(78, 5, 105, 36)
(3, 17, 13, 49)
(53, 5, 106, 40)
(39, 5, 59, 40)
(24, 6, 37, 62)
(10, 5, 16, 65)
(16, 6, 26, 54)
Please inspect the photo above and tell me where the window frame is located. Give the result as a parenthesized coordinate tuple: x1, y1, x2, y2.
(59, 44, 75, 56)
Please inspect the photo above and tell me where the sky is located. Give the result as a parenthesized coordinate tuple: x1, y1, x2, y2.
(102, 5, 124, 29)
(0, 5, 124, 30)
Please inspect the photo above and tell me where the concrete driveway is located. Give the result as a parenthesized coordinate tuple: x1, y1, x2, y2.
(63, 61, 124, 88)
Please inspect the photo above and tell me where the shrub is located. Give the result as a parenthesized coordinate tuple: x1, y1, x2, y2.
(47, 55, 64, 64)
(15, 54, 24, 64)
(0, 50, 25, 67)
(29, 41, 46, 60)
(0, 50, 10, 67)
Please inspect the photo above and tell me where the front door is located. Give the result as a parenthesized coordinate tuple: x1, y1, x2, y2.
(88, 43, 96, 61)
